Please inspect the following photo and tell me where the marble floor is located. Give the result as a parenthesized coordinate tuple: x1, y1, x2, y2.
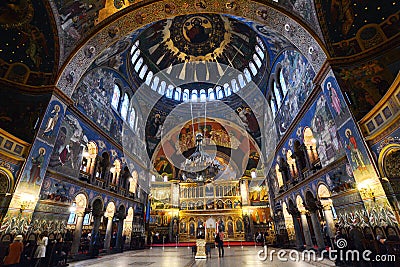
(68, 246, 335, 267)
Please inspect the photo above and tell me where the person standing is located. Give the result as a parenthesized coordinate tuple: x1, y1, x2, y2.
(33, 232, 48, 267)
(218, 230, 224, 257)
(3, 234, 24, 266)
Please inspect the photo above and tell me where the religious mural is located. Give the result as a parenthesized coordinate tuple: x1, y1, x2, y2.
(322, 74, 351, 128)
(71, 68, 127, 144)
(272, 50, 316, 138)
(37, 100, 65, 145)
(316, 0, 400, 57)
(0, 0, 56, 85)
(334, 46, 400, 120)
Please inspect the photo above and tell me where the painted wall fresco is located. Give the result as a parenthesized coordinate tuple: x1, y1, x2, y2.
(271, 49, 316, 138)
(316, 0, 400, 57)
(273, 93, 344, 179)
(334, 46, 400, 120)
(55, 0, 106, 60)
(48, 109, 122, 178)
(0, 88, 51, 143)
(0, 0, 56, 85)
(71, 68, 129, 144)
(321, 75, 351, 128)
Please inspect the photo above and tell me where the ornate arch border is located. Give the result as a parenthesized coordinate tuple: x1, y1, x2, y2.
(56, 0, 327, 96)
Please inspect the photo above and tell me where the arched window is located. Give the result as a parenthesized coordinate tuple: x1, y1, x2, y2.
(129, 107, 136, 129)
(249, 62, 258, 76)
(270, 96, 276, 117)
(231, 79, 239, 93)
(200, 89, 207, 102)
(238, 74, 246, 88)
(174, 87, 181, 101)
(191, 90, 198, 101)
(131, 50, 140, 65)
(275, 164, 284, 188)
(182, 89, 189, 101)
(139, 64, 148, 79)
(224, 83, 232, 96)
(121, 93, 129, 120)
(134, 58, 143, 72)
(130, 40, 139, 55)
(216, 86, 224, 99)
(244, 68, 252, 82)
(256, 36, 265, 50)
(158, 81, 166, 95)
(279, 69, 288, 96)
(303, 127, 318, 163)
(255, 45, 265, 60)
(151, 76, 159, 91)
(145, 71, 153, 86)
(111, 84, 121, 110)
(111, 159, 121, 185)
(208, 88, 215, 100)
(253, 54, 262, 68)
(165, 84, 174, 98)
(286, 150, 297, 178)
(273, 80, 282, 109)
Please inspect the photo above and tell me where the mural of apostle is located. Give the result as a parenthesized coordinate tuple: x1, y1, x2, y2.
(326, 82, 344, 118)
(344, 129, 365, 170)
(42, 105, 61, 137)
(29, 148, 46, 184)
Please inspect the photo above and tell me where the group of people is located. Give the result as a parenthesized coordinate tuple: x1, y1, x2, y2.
(1, 232, 70, 267)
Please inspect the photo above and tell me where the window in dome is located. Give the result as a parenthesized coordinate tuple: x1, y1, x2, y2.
(249, 62, 258, 76)
(216, 86, 224, 99)
(131, 49, 140, 65)
(182, 89, 189, 101)
(145, 71, 153, 86)
(224, 83, 232, 96)
(231, 79, 239, 93)
(256, 36, 265, 50)
(134, 58, 143, 72)
(174, 87, 181, 101)
(255, 45, 265, 60)
(253, 54, 262, 69)
(166, 84, 174, 98)
(279, 69, 288, 97)
(129, 107, 136, 129)
(269, 96, 276, 118)
(244, 68, 252, 82)
(200, 89, 207, 102)
(111, 84, 121, 110)
(130, 40, 139, 55)
(191, 90, 198, 101)
(158, 81, 166, 95)
(238, 74, 246, 88)
(151, 76, 159, 91)
(273, 80, 282, 109)
(139, 64, 148, 79)
(208, 88, 215, 100)
(121, 93, 129, 120)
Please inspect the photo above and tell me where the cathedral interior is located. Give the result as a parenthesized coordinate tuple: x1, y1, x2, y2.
(0, 0, 400, 265)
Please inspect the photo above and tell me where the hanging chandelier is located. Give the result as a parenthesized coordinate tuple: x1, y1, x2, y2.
(181, 132, 221, 183)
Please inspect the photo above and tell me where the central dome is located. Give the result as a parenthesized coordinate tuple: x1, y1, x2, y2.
(129, 14, 270, 102)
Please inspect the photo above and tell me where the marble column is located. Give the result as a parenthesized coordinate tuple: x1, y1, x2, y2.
(115, 215, 125, 252)
(309, 211, 325, 250)
(322, 204, 335, 239)
(89, 215, 102, 255)
(71, 212, 85, 255)
(291, 213, 303, 249)
(104, 215, 114, 251)
(300, 212, 313, 249)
